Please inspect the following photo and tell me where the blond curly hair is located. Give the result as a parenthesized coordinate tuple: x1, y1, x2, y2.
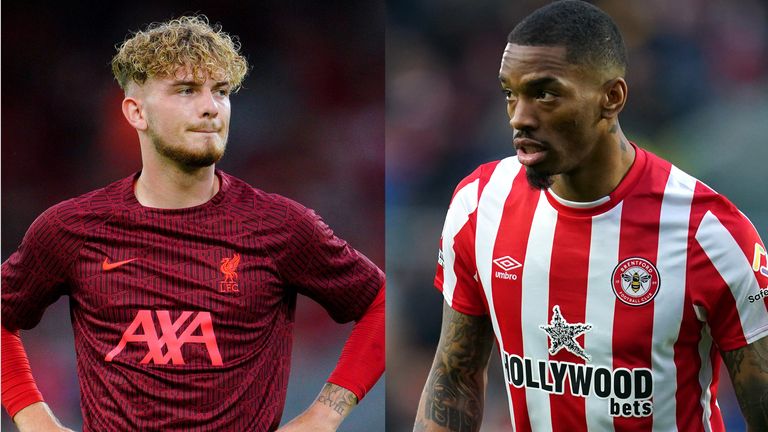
(112, 15, 249, 91)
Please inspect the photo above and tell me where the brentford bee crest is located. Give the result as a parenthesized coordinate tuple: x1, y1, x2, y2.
(612, 257, 660, 306)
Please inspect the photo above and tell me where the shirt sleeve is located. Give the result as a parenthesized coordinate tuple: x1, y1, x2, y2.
(434, 170, 488, 316)
(692, 199, 768, 352)
(2, 205, 82, 330)
(273, 200, 384, 323)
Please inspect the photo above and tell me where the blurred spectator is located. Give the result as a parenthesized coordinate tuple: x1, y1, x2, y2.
(1, 0, 383, 430)
(387, 0, 767, 430)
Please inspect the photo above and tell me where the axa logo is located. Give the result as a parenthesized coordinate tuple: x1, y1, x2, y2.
(493, 255, 522, 280)
(105, 310, 223, 366)
(219, 253, 241, 293)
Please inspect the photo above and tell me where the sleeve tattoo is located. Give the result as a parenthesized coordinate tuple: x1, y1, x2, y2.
(721, 336, 768, 431)
(414, 303, 495, 432)
(316, 383, 358, 417)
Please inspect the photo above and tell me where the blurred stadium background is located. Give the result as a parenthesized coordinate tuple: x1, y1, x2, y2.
(387, 0, 767, 430)
(1, 0, 383, 430)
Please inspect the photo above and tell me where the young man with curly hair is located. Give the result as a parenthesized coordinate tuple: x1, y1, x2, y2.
(2, 16, 384, 432)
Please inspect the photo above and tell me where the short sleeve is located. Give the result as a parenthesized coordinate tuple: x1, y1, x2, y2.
(692, 203, 768, 352)
(273, 201, 383, 323)
(2, 205, 83, 330)
(434, 172, 488, 316)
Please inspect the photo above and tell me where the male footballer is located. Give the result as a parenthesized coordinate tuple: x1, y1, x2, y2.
(416, 1, 768, 431)
(2, 16, 384, 432)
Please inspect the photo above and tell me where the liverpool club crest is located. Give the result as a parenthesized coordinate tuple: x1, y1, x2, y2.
(219, 253, 241, 293)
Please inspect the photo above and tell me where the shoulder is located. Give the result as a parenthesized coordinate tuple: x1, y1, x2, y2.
(218, 171, 321, 230)
(449, 156, 522, 205)
(642, 148, 747, 222)
(29, 177, 130, 238)
(642, 150, 764, 264)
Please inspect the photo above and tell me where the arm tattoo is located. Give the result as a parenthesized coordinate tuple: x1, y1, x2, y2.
(721, 337, 768, 430)
(316, 383, 357, 417)
(415, 304, 494, 431)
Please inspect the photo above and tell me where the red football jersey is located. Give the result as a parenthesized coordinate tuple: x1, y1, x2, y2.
(435, 146, 768, 431)
(2, 171, 383, 431)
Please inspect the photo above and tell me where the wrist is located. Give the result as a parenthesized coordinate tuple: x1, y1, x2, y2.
(13, 402, 63, 431)
(301, 402, 346, 430)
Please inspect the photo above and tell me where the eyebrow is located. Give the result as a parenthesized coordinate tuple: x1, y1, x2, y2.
(499, 75, 561, 88)
(170, 80, 230, 87)
(524, 77, 560, 88)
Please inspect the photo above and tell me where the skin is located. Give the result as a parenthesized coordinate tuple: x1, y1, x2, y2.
(499, 43, 633, 201)
(13, 403, 74, 432)
(13, 66, 359, 431)
(416, 43, 768, 430)
(721, 337, 768, 431)
(277, 383, 358, 431)
(122, 67, 232, 209)
(414, 304, 494, 432)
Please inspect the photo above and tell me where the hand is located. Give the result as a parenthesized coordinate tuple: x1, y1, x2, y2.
(275, 383, 358, 432)
(13, 402, 77, 432)
(275, 410, 337, 432)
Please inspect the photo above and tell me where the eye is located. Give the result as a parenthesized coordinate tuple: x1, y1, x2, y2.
(501, 88, 516, 101)
(216, 88, 231, 97)
(535, 90, 557, 102)
(177, 87, 194, 95)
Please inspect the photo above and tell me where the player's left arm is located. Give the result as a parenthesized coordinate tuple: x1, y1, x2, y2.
(277, 284, 384, 431)
(276, 383, 358, 431)
(721, 337, 768, 431)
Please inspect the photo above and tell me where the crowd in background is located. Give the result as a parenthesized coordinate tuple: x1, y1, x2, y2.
(387, 0, 768, 430)
(1, 0, 383, 430)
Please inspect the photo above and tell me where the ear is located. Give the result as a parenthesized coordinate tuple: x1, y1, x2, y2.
(601, 77, 627, 119)
(122, 96, 147, 131)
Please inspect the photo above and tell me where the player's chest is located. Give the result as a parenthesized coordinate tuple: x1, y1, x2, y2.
(478, 209, 692, 357)
(70, 220, 284, 313)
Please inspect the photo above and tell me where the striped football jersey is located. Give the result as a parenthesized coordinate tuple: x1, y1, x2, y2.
(435, 146, 768, 431)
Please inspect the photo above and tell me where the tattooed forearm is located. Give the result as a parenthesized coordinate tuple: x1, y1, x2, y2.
(414, 303, 494, 431)
(316, 383, 358, 417)
(722, 337, 768, 431)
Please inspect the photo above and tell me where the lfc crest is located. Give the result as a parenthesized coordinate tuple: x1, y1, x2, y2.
(219, 253, 241, 293)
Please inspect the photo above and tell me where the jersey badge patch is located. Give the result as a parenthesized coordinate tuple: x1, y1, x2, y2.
(539, 305, 592, 361)
(612, 257, 660, 306)
(753, 243, 768, 277)
(219, 253, 241, 293)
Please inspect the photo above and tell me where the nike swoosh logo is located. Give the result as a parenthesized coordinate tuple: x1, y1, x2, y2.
(102, 257, 138, 271)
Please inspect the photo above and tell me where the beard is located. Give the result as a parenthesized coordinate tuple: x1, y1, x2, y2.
(149, 128, 227, 169)
(525, 166, 554, 190)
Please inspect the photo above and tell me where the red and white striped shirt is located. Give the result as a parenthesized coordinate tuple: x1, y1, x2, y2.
(435, 146, 768, 431)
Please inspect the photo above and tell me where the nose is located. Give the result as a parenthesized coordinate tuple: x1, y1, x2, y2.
(199, 89, 219, 118)
(509, 99, 537, 131)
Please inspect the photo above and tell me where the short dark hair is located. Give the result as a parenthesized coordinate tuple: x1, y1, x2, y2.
(508, 0, 627, 75)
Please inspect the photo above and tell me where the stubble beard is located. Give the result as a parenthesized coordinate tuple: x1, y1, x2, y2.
(525, 167, 554, 190)
(149, 129, 227, 169)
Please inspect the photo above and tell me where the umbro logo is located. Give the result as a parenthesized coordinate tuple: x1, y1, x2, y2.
(493, 255, 522, 280)
(493, 256, 522, 272)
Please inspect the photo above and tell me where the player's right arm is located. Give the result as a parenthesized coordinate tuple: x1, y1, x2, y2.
(2, 204, 83, 431)
(413, 303, 495, 432)
(11, 402, 75, 432)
